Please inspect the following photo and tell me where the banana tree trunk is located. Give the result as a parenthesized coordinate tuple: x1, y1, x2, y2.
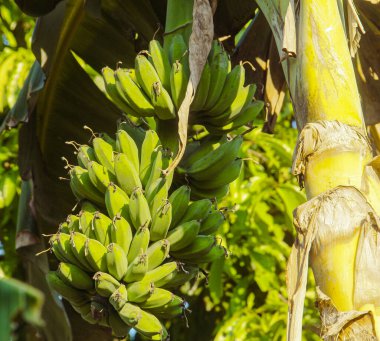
(256, 0, 380, 339)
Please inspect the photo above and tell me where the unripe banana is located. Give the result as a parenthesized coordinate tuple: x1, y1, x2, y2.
(194, 244, 226, 264)
(181, 136, 243, 181)
(94, 272, 120, 297)
(118, 303, 166, 339)
(191, 61, 211, 112)
(100, 132, 116, 149)
(128, 187, 151, 230)
(92, 212, 112, 245)
(189, 183, 229, 201)
(146, 239, 170, 271)
(135, 54, 161, 97)
(69, 166, 104, 205)
(85, 238, 108, 272)
(55, 233, 86, 270)
(118, 120, 146, 149)
(108, 307, 131, 338)
(106, 243, 128, 281)
(115, 129, 139, 172)
(149, 295, 185, 319)
(139, 130, 159, 187)
(179, 199, 212, 224)
(167, 220, 200, 251)
(151, 81, 176, 120)
(168, 185, 191, 229)
(171, 235, 216, 261)
(206, 63, 245, 116)
(57, 262, 94, 291)
(109, 284, 128, 311)
(81, 201, 98, 213)
(161, 264, 199, 289)
(150, 201, 172, 241)
(123, 252, 148, 283)
(110, 215, 133, 255)
(145, 177, 169, 208)
(87, 161, 115, 193)
(102, 66, 140, 117)
(50, 234, 70, 263)
(70, 232, 94, 271)
(71, 300, 91, 315)
(114, 68, 155, 116)
(77, 145, 96, 169)
(142, 261, 178, 286)
(78, 210, 95, 238)
(105, 183, 130, 220)
(127, 225, 150, 264)
(194, 158, 242, 189)
(126, 280, 154, 303)
(145, 149, 163, 194)
(58, 221, 70, 234)
(204, 49, 230, 110)
(169, 34, 188, 65)
(200, 210, 225, 235)
(67, 214, 80, 232)
(114, 152, 142, 195)
(46, 271, 88, 304)
(139, 288, 174, 310)
(81, 311, 97, 325)
(92, 137, 115, 175)
(149, 40, 171, 91)
(170, 60, 189, 110)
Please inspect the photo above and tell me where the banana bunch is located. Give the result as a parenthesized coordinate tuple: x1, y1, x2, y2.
(176, 134, 244, 200)
(47, 124, 227, 340)
(101, 36, 263, 135)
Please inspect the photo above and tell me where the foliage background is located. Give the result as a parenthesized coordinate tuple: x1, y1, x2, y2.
(0, 2, 320, 340)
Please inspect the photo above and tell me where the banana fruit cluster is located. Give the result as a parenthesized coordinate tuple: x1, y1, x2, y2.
(102, 36, 263, 135)
(47, 125, 227, 340)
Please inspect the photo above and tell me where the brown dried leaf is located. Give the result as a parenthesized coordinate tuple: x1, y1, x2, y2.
(166, 0, 213, 174)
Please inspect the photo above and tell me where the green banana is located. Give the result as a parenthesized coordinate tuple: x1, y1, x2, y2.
(139, 130, 159, 187)
(142, 261, 178, 286)
(109, 284, 128, 311)
(54, 233, 86, 269)
(67, 214, 80, 233)
(168, 185, 191, 228)
(50, 234, 70, 264)
(94, 272, 120, 297)
(78, 210, 95, 238)
(127, 225, 150, 263)
(204, 84, 256, 124)
(87, 161, 115, 193)
(199, 210, 225, 235)
(126, 280, 154, 303)
(161, 265, 199, 289)
(204, 49, 230, 110)
(128, 187, 151, 230)
(139, 288, 174, 310)
(114, 68, 155, 116)
(194, 244, 226, 264)
(168, 34, 188, 64)
(150, 200, 172, 242)
(81, 311, 97, 325)
(149, 295, 185, 319)
(92, 137, 115, 174)
(190, 183, 229, 201)
(149, 40, 171, 91)
(114, 152, 142, 195)
(179, 199, 212, 224)
(108, 307, 131, 338)
(81, 201, 98, 213)
(92, 212, 112, 245)
(69, 166, 104, 205)
(106, 243, 129, 281)
(71, 300, 91, 315)
(118, 303, 167, 339)
(58, 221, 70, 234)
(145, 177, 169, 208)
(77, 145, 96, 169)
(206, 63, 245, 116)
(57, 262, 94, 291)
(85, 237, 108, 272)
(123, 252, 148, 283)
(151, 81, 176, 120)
(170, 60, 189, 110)
(206, 101, 264, 134)
(118, 120, 146, 149)
(190, 60, 211, 112)
(46, 271, 89, 305)
(146, 239, 170, 271)
(70, 232, 94, 271)
(102, 66, 140, 117)
(115, 129, 139, 172)
(194, 158, 242, 189)
(181, 136, 243, 181)
(105, 183, 130, 220)
(110, 215, 133, 255)
(145, 149, 163, 194)
(167, 220, 200, 252)
(170, 235, 216, 261)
